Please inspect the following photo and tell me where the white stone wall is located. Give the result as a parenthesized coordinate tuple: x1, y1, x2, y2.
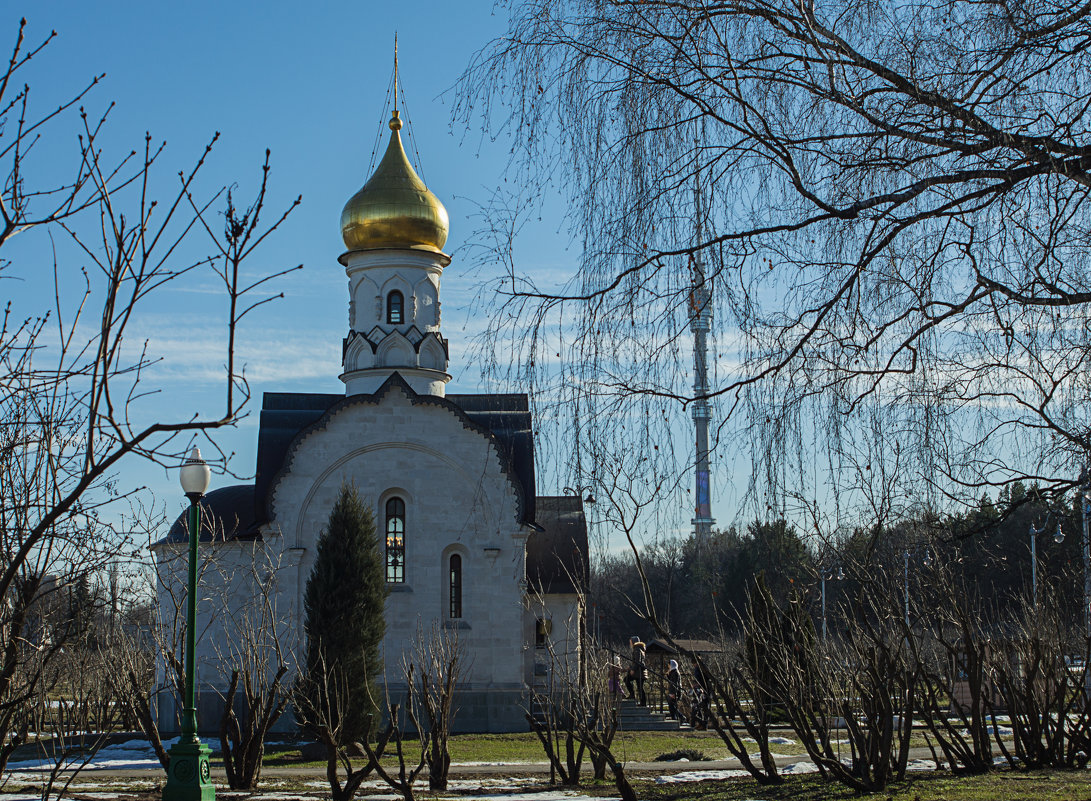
(528, 593, 583, 689)
(267, 383, 531, 691)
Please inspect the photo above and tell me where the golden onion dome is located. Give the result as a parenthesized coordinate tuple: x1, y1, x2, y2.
(340, 110, 449, 253)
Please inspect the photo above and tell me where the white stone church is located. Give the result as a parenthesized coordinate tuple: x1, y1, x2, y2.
(153, 105, 588, 733)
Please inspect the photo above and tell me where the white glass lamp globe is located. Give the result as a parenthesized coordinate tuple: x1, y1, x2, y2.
(179, 446, 211, 497)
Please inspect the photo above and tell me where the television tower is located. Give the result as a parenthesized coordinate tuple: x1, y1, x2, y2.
(689, 248, 714, 543)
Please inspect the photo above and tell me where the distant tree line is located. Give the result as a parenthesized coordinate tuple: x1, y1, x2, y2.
(591, 482, 1086, 645)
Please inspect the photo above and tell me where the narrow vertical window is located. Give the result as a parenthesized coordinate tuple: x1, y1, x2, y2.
(385, 498, 405, 583)
(387, 290, 404, 324)
(449, 554, 462, 618)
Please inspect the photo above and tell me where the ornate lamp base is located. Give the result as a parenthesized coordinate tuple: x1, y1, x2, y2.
(163, 740, 215, 801)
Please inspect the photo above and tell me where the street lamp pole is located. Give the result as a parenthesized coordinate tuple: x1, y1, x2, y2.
(163, 447, 215, 801)
(821, 565, 843, 644)
(903, 547, 932, 630)
(1028, 518, 1064, 609)
(1082, 483, 1091, 638)
(904, 550, 910, 629)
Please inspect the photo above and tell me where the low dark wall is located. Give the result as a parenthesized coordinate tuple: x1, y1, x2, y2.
(156, 688, 529, 736)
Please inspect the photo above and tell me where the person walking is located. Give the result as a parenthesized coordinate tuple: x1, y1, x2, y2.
(690, 659, 710, 730)
(666, 659, 681, 720)
(624, 636, 648, 706)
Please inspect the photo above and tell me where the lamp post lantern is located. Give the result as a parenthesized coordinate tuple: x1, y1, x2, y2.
(562, 485, 596, 506)
(163, 447, 215, 801)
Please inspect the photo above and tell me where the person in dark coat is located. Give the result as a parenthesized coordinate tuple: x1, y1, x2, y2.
(666, 659, 681, 720)
(689, 659, 711, 729)
(623, 636, 648, 705)
(632, 637, 645, 707)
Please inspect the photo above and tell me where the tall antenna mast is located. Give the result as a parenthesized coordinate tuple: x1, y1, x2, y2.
(690, 127, 715, 545)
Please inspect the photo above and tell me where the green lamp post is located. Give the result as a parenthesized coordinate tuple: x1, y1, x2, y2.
(163, 447, 216, 801)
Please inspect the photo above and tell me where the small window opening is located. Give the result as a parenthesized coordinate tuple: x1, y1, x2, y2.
(387, 291, 404, 324)
(449, 554, 462, 618)
(386, 497, 405, 583)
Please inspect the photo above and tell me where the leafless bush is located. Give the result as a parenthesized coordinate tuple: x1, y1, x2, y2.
(406, 623, 465, 791)
(991, 597, 1091, 768)
(293, 651, 389, 801)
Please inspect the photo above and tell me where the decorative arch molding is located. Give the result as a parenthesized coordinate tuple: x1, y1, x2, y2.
(379, 273, 414, 298)
(280, 440, 503, 547)
(266, 374, 530, 531)
(412, 276, 439, 327)
(351, 274, 380, 330)
(418, 335, 447, 371)
(344, 332, 376, 371)
(378, 274, 414, 324)
(379, 485, 414, 507)
(376, 331, 416, 368)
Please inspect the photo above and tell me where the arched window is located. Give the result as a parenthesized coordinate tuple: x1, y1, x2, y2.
(386, 290, 404, 325)
(385, 498, 405, 583)
(448, 554, 462, 618)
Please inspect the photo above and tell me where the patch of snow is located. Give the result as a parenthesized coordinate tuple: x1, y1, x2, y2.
(768, 736, 796, 745)
(780, 761, 819, 775)
(655, 769, 752, 783)
(906, 759, 938, 772)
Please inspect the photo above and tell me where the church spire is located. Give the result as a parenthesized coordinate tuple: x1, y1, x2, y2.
(338, 53, 452, 399)
(339, 42, 449, 255)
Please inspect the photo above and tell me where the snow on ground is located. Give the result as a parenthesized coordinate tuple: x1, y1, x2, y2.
(655, 769, 753, 783)
(906, 759, 938, 771)
(779, 761, 819, 775)
(6, 737, 174, 772)
(768, 737, 796, 745)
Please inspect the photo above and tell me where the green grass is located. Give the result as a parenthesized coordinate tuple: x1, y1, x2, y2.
(261, 729, 957, 767)
(636, 769, 1091, 801)
(262, 730, 762, 767)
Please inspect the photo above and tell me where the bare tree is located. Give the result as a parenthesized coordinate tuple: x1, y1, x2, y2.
(0, 13, 300, 781)
(212, 550, 296, 790)
(526, 618, 633, 800)
(456, 0, 1091, 532)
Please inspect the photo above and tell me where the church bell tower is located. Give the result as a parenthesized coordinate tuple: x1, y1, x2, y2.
(338, 98, 452, 397)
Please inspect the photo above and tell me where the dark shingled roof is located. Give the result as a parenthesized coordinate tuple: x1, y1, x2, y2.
(161, 484, 262, 544)
(526, 495, 589, 595)
(253, 373, 536, 527)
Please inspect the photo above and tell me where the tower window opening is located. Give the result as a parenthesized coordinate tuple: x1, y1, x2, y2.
(449, 553, 462, 618)
(385, 497, 406, 583)
(387, 290, 404, 324)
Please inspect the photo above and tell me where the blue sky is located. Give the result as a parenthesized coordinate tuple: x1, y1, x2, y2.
(5, 2, 734, 549)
